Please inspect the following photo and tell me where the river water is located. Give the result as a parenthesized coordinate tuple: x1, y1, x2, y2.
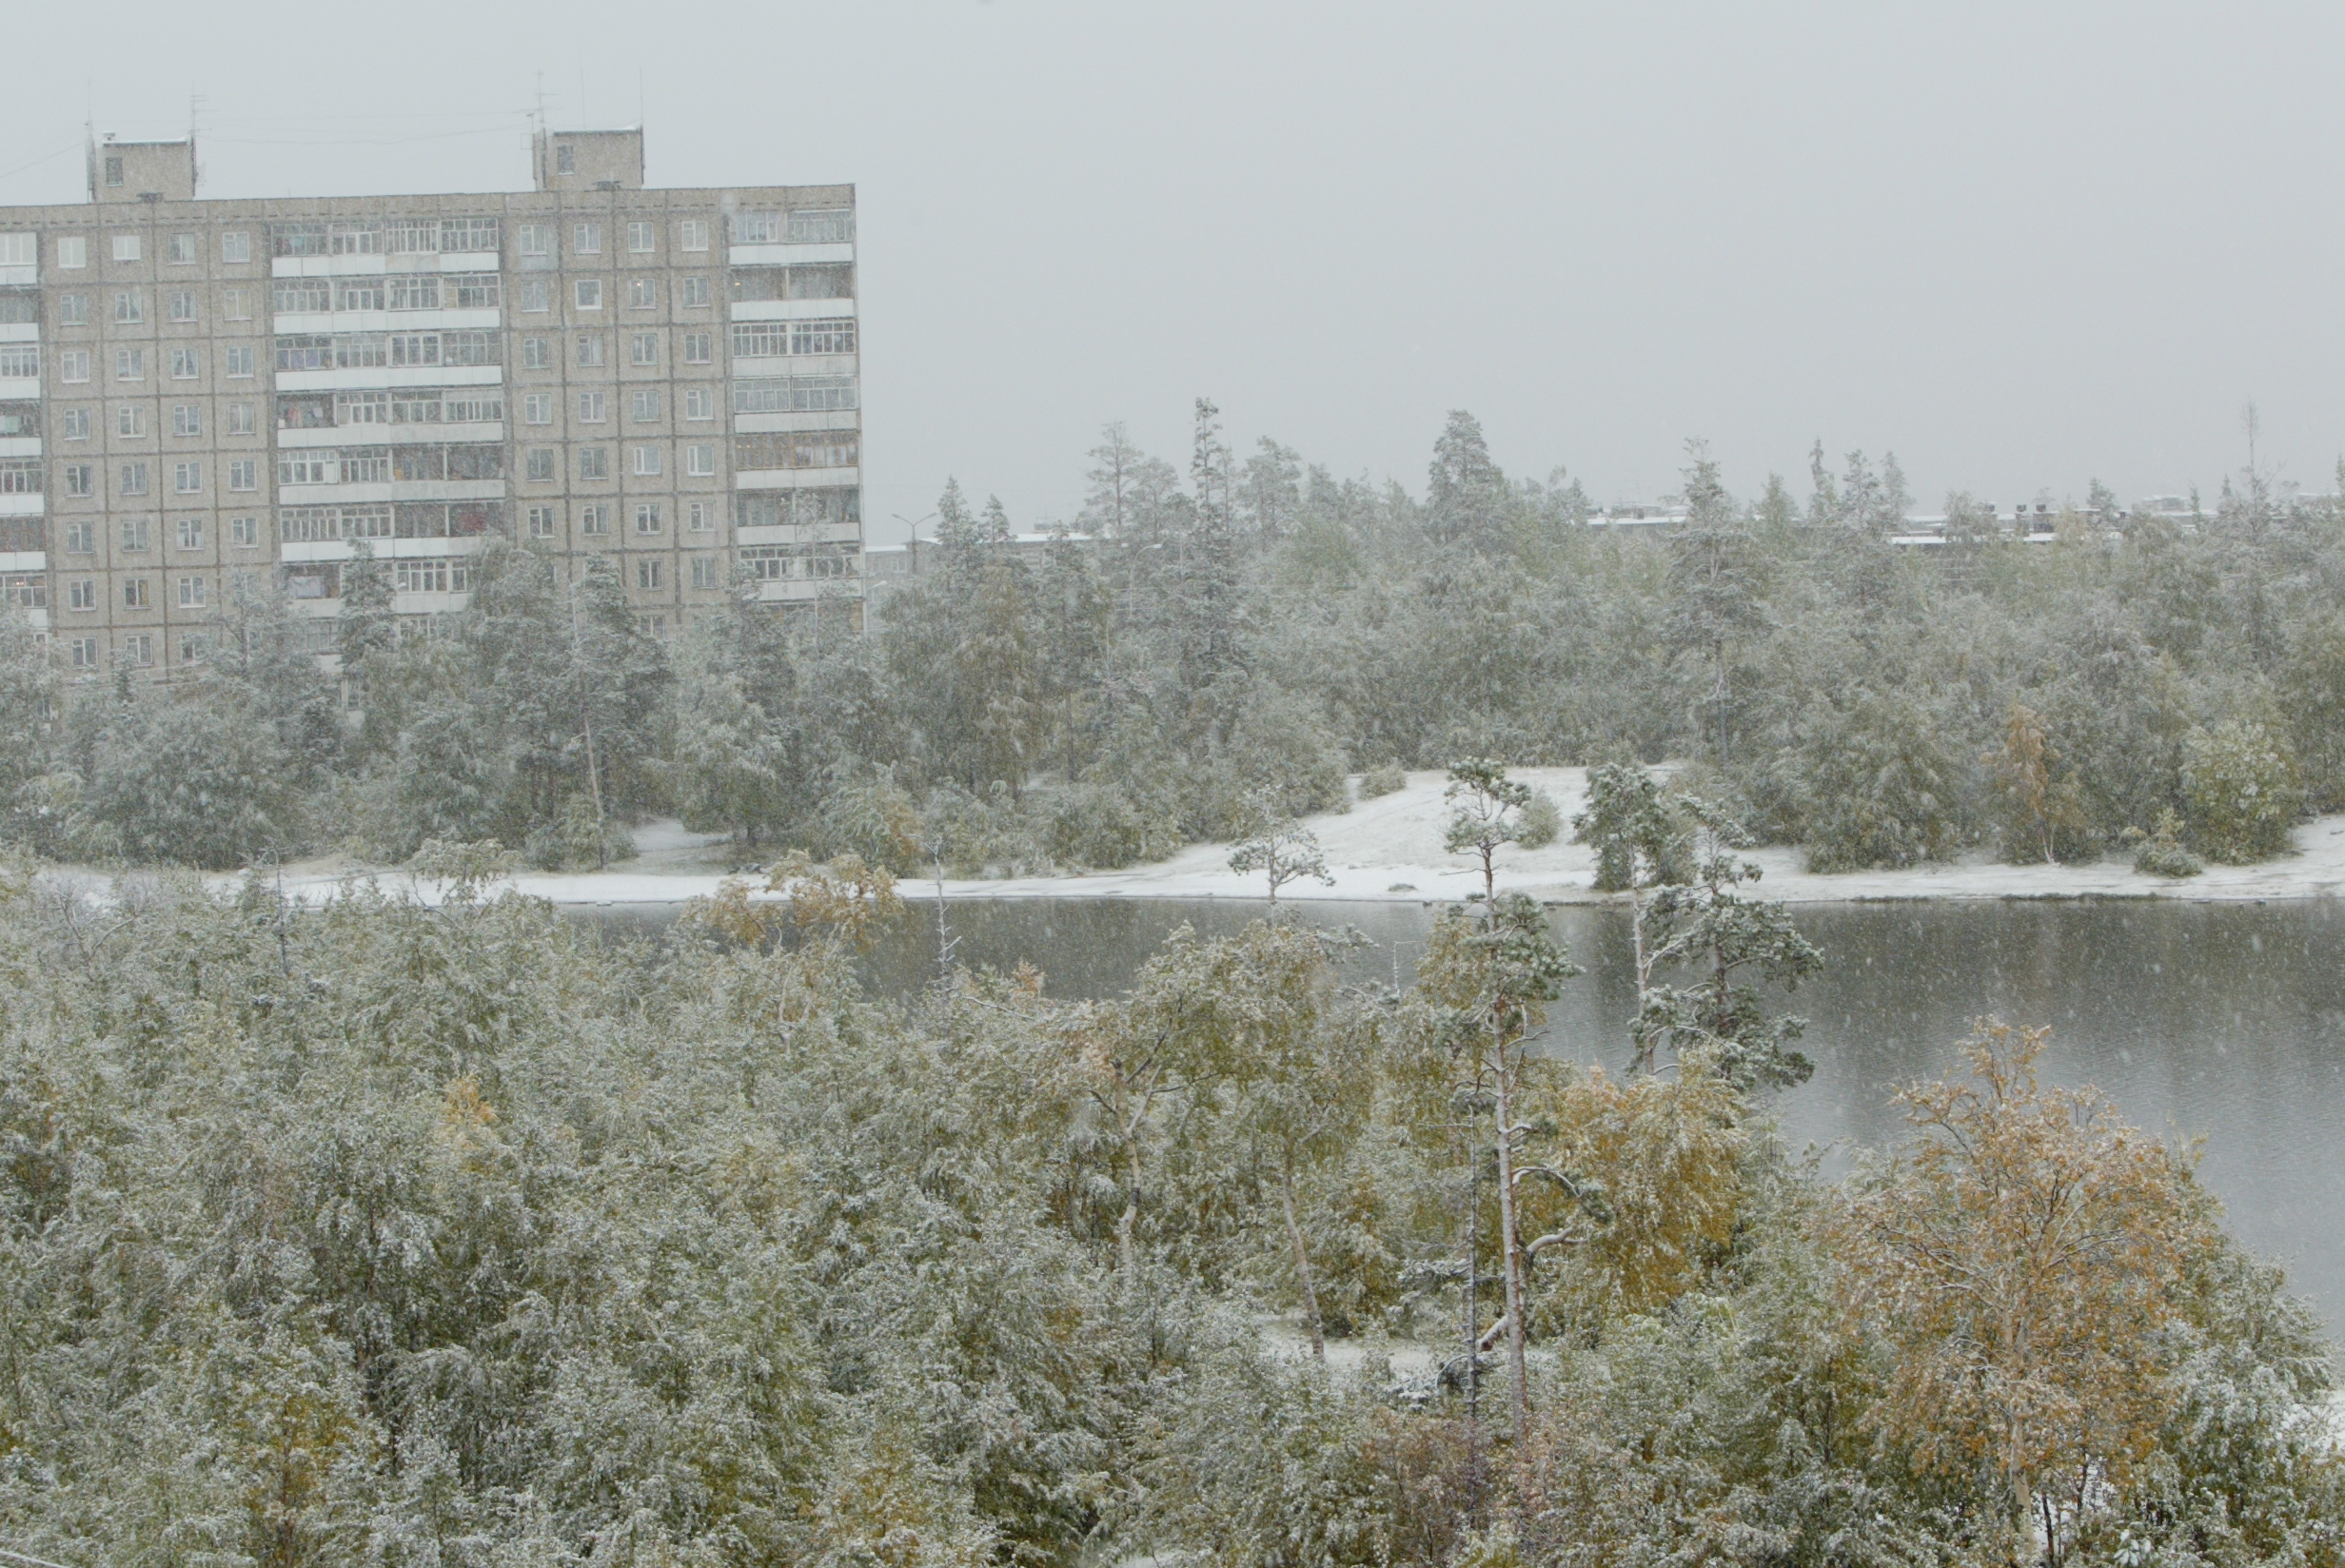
(601, 894, 2345, 1334)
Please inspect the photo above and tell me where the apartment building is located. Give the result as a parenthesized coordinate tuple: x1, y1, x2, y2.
(0, 127, 861, 680)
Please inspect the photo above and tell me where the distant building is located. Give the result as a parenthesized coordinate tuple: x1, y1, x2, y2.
(0, 126, 861, 680)
(863, 531, 1100, 604)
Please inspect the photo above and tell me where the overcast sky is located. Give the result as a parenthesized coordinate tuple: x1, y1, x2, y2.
(4, 2, 2337, 541)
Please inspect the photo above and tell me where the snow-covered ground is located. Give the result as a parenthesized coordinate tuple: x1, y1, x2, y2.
(125, 768, 2345, 909)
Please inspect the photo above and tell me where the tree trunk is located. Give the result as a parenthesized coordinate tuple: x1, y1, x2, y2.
(1279, 1166, 1326, 1362)
(1117, 1139, 1144, 1305)
(1490, 1030, 1531, 1447)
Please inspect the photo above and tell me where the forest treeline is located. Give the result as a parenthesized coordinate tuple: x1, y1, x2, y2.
(0, 788, 2336, 1567)
(5, 402, 2345, 873)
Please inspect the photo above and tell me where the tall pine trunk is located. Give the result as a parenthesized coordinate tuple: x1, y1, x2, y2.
(1279, 1166, 1325, 1361)
(1491, 1029, 1531, 1447)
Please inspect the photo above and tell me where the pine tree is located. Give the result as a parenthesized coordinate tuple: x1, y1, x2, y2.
(1663, 440, 1768, 766)
(1427, 410, 1509, 551)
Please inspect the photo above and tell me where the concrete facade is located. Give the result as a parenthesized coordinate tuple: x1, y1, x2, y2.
(0, 127, 861, 679)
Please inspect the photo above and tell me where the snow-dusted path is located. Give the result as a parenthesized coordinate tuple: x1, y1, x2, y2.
(190, 768, 2345, 910)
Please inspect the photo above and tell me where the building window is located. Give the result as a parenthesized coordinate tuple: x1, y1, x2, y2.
(385, 274, 439, 311)
(680, 219, 710, 251)
(394, 559, 461, 594)
(227, 402, 253, 435)
(627, 220, 655, 254)
(57, 235, 88, 268)
(522, 277, 550, 312)
(172, 403, 202, 437)
(578, 447, 609, 480)
(789, 208, 855, 243)
(111, 234, 140, 262)
(222, 231, 251, 264)
(630, 388, 660, 422)
(682, 331, 711, 364)
(58, 292, 89, 325)
(519, 392, 547, 425)
(730, 214, 779, 245)
(581, 503, 609, 535)
(520, 223, 551, 258)
(574, 222, 601, 255)
(632, 445, 661, 477)
(57, 349, 89, 382)
(574, 278, 602, 310)
(170, 347, 200, 381)
(167, 234, 196, 264)
(680, 275, 711, 308)
(64, 464, 93, 498)
(575, 334, 604, 366)
(65, 519, 95, 553)
(528, 504, 556, 539)
(682, 387, 714, 421)
(69, 579, 96, 611)
(123, 578, 149, 609)
(687, 500, 713, 533)
(123, 634, 155, 667)
(121, 519, 152, 554)
(229, 459, 256, 491)
(629, 332, 659, 366)
(114, 290, 144, 324)
(634, 501, 663, 533)
(522, 337, 550, 370)
(0, 459, 40, 495)
(177, 576, 206, 608)
(577, 389, 606, 422)
(792, 319, 857, 356)
(116, 404, 146, 437)
(119, 461, 148, 497)
(627, 277, 657, 310)
(173, 461, 203, 494)
(691, 556, 717, 589)
(525, 448, 555, 481)
(62, 408, 91, 441)
(225, 345, 255, 378)
(177, 517, 203, 550)
(555, 144, 576, 174)
(169, 290, 198, 323)
(113, 348, 145, 381)
(224, 287, 251, 321)
(0, 345, 35, 381)
(229, 515, 258, 547)
(635, 558, 662, 589)
(685, 442, 716, 476)
(69, 636, 98, 668)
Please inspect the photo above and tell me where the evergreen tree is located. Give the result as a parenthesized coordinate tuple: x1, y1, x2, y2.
(1663, 440, 1769, 766)
(1239, 437, 1302, 542)
(1426, 410, 1510, 551)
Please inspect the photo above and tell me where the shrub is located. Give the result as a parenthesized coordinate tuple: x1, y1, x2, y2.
(1046, 781, 1178, 870)
(2129, 810, 2203, 878)
(1790, 695, 1966, 873)
(1359, 761, 1408, 799)
(2180, 720, 2300, 864)
(813, 766, 924, 874)
(1517, 788, 1563, 849)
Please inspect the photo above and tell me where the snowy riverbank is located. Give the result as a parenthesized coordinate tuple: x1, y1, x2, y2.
(153, 767, 2345, 910)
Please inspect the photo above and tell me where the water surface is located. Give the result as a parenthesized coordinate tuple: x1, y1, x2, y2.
(594, 894, 2345, 1333)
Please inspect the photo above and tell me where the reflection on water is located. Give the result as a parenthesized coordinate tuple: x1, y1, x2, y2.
(581, 894, 2345, 1335)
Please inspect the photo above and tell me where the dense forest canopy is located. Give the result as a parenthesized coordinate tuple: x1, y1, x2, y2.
(0, 841, 2335, 1567)
(5, 405, 2342, 877)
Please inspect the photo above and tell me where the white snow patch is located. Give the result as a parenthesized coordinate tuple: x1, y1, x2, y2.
(86, 773, 2345, 910)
